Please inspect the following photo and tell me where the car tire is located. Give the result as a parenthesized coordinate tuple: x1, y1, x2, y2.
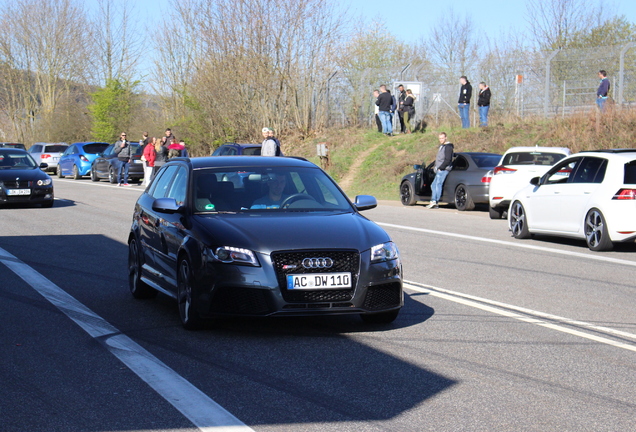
(72, 165, 81, 180)
(90, 167, 100, 182)
(128, 239, 157, 299)
(109, 167, 117, 184)
(360, 309, 400, 324)
(510, 201, 531, 239)
(57, 165, 65, 178)
(585, 208, 613, 251)
(454, 184, 475, 211)
(177, 257, 204, 330)
(489, 205, 504, 219)
(400, 181, 417, 206)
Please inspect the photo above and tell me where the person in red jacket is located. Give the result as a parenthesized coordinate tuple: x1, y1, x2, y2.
(142, 137, 157, 186)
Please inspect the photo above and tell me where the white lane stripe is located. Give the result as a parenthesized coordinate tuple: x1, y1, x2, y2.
(0, 247, 254, 432)
(54, 178, 145, 192)
(378, 222, 636, 267)
(404, 281, 636, 353)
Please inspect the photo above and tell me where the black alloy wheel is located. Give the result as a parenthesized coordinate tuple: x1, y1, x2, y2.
(585, 208, 613, 251)
(109, 167, 117, 184)
(128, 239, 157, 299)
(90, 167, 100, 182)
(400, 182, 416, 206)
(510, 201, 531, 239)
(177, 257, 203, 330)
(454, 184, 475, 211)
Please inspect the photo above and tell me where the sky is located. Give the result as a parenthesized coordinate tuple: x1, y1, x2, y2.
(102, 0, 636, 45)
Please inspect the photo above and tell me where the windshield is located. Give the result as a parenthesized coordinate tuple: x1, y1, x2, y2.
(0, 151, 38, 169)
(83, 143, 109, 154)
(193, 166, 352, 213)
(502, 152, 567, 166)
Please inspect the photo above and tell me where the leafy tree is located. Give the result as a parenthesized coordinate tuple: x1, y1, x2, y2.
(88, 78, 138, 142)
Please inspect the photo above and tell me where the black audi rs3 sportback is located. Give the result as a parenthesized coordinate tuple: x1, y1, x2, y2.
(128, 156, 403, 329)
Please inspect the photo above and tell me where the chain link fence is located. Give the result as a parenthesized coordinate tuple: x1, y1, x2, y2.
(324, 42, 636, 129)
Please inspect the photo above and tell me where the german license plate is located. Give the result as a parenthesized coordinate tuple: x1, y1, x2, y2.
(134, 160, 143, 164)
(287, 272, 351, 290)
(7, 189, 30, 196)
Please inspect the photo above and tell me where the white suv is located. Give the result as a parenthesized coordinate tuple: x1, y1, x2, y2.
(489, 146, 570, 219)
(509, 150, 636, 251)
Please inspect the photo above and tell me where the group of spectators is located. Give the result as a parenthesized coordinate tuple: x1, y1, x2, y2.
(457, 76, 492, 128)
(114, 128, 188, 187)
(373, 84, 416, 136)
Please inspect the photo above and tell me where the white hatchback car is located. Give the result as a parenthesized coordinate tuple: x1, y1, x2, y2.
(489, 146, 570, 219)
(508, 150, 636, 251)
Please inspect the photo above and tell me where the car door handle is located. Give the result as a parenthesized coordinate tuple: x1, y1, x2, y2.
(584, 192, 591, 194)
(553, 191, 560, 194)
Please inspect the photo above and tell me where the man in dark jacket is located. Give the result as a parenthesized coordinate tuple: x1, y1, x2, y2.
(458, 76, 472, 128)
(375, 85, 393, 136)
(113, 132, 132, 186)
(477, 82, 491, 127)
(427, 132, 454, 209)
(596, 70, 610, 112)
(397, 84, 406, 133)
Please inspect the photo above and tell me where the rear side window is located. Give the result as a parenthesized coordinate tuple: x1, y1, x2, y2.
(570, 157, 607, 184)
(624, 161, 636, 184)
(242, 147, 261, 156)
(30, 145, 42, 153)
(502, 152, 567, 166)
(472, 154, 500, 168)
(453, 155, 468, 170)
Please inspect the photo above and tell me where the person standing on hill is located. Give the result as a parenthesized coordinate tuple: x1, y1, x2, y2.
(427, 132, 454, 209)
(596, 70, 610, 113)
(376, 85, 393, 136)
(403, 89, 416, 133)
(373, 90, 382, 133)
(397, 84, 406, 134)
(458, 76, 472, 128)
(477, 82, 491, 127)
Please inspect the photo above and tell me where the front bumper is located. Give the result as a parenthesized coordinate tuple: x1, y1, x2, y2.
(0, 185, 54, 205)
(193, 249, 403, 317)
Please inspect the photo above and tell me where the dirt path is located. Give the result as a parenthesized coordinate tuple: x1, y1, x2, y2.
(338, 143, 383, 192)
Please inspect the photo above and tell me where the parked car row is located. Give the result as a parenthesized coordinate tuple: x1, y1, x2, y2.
(400, 145, 636, 252)
(54, 142, 144, 183)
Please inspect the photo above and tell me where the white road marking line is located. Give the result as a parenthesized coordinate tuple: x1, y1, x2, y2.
(0, 246, 254, 432)
(404, 281, 636, 353)
(378, 222, 636, 267)
(54, 178, 145, 192)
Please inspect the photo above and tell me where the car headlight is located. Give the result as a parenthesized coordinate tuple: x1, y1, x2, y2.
(37, 179, 52, 186)
(209, 246, 260, 266)
(370, 242, 399, 263)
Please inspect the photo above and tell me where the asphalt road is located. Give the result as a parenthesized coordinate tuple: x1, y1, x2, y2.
(1, 179, 635, 432)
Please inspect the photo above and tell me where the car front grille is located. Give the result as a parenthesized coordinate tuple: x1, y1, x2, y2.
(363, 283, 402, 311)
(2, 180, 32, 188)
(209, 286, 271, 315)
(272, 250, 360, 302)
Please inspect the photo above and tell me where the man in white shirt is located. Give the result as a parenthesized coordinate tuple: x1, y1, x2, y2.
(261, 127, 280, 156)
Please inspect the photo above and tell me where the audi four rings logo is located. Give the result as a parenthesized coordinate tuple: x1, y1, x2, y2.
(302, 258, 334, 269)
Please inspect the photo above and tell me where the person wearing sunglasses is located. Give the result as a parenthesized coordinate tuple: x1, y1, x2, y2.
(114, 132, 132, 186)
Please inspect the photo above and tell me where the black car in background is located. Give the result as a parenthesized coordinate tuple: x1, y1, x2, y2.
(0, 143, 26, 150)
(212, 143, 264, 156)
(400, 152, 501, 210)
(128, 156, 403, 329)
(91, 143, 144, 183)
(0, 149, 54, 207)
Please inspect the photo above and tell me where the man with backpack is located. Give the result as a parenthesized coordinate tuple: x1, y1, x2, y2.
(261, 127, 281, 156)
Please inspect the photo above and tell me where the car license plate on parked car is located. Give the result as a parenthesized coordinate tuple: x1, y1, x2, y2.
(7, 189, 30, 196)
(134, 160, 143, 164)
(287, 272, 351, 290)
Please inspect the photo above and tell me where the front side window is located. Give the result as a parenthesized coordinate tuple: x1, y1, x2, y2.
(150, 165, 178, 199)
(544, 158, 582, 185)
(166, 167, 188, 206)
(193, 166, 352, 213)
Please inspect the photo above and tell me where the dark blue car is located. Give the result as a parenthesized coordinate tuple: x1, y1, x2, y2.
(57, 142, 110, 179)
(211, 143, 263, 156)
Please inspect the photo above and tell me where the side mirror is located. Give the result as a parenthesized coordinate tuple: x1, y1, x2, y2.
(354, 195, 377, 211)
(413, 164, 422, 170)
(152, 197, 183, 214)
(530, 176, 540, 186)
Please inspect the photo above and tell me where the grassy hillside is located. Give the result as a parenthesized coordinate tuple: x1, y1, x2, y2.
(285, 109, 636, 200)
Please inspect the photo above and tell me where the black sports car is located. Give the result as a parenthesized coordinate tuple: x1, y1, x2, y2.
(128, 156, 403, 329)
(0, 149, 54, 207)
(400, 152, 501, 210)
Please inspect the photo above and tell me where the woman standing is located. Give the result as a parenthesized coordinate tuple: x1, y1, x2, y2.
(403, 89, 416, 133)
(142, 137, 157, 186)
(153, 137, 168, 176)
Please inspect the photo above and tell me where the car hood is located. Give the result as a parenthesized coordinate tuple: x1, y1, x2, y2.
(0, 167, 49, 181)
(192, 211, 391, 254)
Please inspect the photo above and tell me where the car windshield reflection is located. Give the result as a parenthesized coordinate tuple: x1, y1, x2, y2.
(0, 152, 37, 169)
(193, 167, 351, 213)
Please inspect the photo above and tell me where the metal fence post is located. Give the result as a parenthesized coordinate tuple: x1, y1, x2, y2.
(618, 42, 636, 106)
(544, 49, 560, 118)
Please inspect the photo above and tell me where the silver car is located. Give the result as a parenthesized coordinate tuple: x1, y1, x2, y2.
(28, 142, 69, 172)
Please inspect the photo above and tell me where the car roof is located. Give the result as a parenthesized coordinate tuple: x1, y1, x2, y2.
(457, 152, 501, 156)
(571, 150, 636, 160)
(503, 146, 570, 154)
(71, 142, 110, 146)
(0, 148, 28, 154)
(221, 143, 262, 148)
(186, 156, 314, 169)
